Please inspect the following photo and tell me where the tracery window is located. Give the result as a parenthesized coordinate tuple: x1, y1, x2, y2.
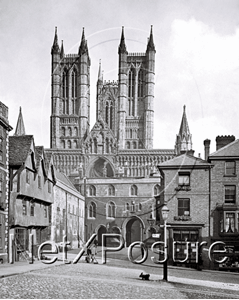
(128, 68, 135, 116)
(138, 69, 144, 98)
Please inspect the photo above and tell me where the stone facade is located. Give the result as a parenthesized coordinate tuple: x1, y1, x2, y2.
(51, 170, 85, 248)
(0, 102, 13, 262)
(46, 26, 198, 247)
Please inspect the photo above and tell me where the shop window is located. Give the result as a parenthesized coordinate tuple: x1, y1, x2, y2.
(225, 161, 236, 176)
(178, 199, 190, 216)
(178, 172, 190, 186)
(88, 202, 96, 218)
(220, 211, 239, 233)
(225, 186, 236, 204)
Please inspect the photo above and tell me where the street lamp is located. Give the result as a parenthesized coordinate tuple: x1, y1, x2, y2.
(161, 205, 169, 281)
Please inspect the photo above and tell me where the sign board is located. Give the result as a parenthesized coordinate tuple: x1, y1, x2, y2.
(152, 234, 160, 238)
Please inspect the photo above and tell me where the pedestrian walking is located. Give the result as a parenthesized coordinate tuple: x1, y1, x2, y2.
(91, 240, 98, 264)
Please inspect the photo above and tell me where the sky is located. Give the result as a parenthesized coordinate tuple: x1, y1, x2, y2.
(1, 0, 239, 157)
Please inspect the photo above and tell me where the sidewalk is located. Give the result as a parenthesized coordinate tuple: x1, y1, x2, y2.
(0, 252, 77, 278)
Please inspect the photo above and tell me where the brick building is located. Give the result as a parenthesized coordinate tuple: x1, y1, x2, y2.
(0, 102, 13, 263)
(207, 136, 239, 270)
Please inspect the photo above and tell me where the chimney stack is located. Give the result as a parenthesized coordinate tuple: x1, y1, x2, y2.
(216, 135, 235, 151)
(204, 139, 211, 161)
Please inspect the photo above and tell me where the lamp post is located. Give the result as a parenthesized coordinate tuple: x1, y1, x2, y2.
(161, 205, 169, 281)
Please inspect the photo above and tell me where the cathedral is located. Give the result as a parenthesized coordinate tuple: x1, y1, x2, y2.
(46, 26, 193, 245)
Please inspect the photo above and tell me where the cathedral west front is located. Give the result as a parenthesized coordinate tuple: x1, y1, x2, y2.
(46, 26, 191, 245)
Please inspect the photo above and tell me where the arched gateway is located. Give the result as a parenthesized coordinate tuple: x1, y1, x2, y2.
(122, 216, 145, 247)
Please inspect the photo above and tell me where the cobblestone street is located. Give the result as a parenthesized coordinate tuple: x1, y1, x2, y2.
(0, 261, 239, 299)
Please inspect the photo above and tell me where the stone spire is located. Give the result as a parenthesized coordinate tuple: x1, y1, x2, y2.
(14, 107, 26, 136)
(175, 105, 193, 155)
(60, 40, 64, 58)
(51, 27, 60, 54)
(78, 27, 88, 56)
(118, 26, 127, 54)
(146, 25, 155, 52)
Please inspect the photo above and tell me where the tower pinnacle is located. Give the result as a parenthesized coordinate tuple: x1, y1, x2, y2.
(60, 40, 64, 58)
(118, 26, 127, 54)
(78, 27, 88, 55)
(51, 27, 60, 54)
(147, 25, 155, 52)
(98, 59, 103, 82)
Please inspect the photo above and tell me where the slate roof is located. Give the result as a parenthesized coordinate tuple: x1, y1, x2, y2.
(9, 135, 34, 166)
(55, 169, 78, 191)
(209, 139, 239, 158)
(157, 153, 211, 169)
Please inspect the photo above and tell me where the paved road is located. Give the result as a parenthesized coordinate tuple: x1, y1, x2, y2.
(0, 256, 238, 299)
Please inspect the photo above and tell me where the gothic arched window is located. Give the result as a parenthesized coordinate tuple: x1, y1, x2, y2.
(128, 68, 135, 116)
(108, 185, 115, 196)
(67, 140, 71, 149)
(138, 69, 144, 98)
(105, 102, 109, 124)
(126, 141, 130, 149)
(154, 184, 160, 196)
(133, 141, 137, 149)
(61, 127, 65, 136)
(74, 127, 78, 136)
(130, 185, 138, 196)
(109, 103, 113, 129)
(62, 71, 67, 98)
(68, 127, 72, 136)
(105, 138, 109, 153)
(71, 69, 77, 98)
(89, 185, 96, 196)
(88, 201, 96, 218)
(107, 201, 116, 218)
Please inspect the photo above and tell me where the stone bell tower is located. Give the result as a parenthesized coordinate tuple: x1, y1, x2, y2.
(50, 27, 91, 149)
(117, 26, 156, 150)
